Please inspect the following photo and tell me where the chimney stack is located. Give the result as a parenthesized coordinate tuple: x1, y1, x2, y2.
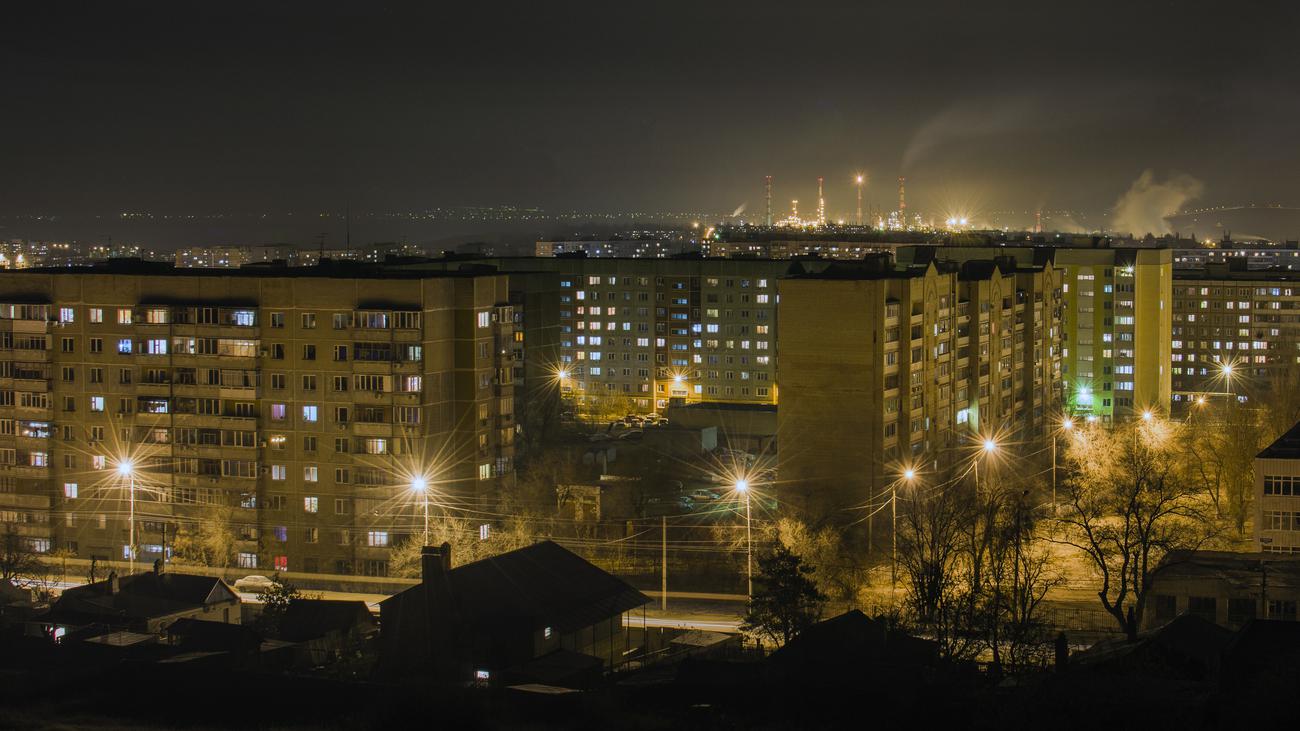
(421, 542, 452, 583)
(108, 571, 120, 595)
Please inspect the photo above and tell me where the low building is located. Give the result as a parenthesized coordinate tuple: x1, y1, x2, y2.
(1256, 420, 1300, 553)
(1142, 550, 1300, 630)
(378, 541, 648, 685)
(43, 561, 241, 634)
(279, 598, 378, 666)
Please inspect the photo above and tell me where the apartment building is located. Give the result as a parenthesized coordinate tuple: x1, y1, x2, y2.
(899, 245, 1171, 423)
(777, 256, 1062, 523)
(0, 260, 515, 577)
(1171, 263, 1300, 405)
(432, 256, 821, 413)
(1255, 419, 1300, 554)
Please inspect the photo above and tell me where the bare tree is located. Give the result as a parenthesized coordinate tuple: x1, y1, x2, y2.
(1056, 421, 1215, 640)
(171, 506, 237, 568)
(389, 516, 541, 577)
(897, 478, 983, 662)
(0, 528, 42, 583)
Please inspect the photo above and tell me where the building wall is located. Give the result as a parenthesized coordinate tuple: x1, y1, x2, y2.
(1171, 270, 1300, 405)
(776, 261, 1061, 524)
(474, 258, 808, 412)
(1256, 456, 1300, 553)
(898, 245, 1171, 423)
(0, 268, 515, 577)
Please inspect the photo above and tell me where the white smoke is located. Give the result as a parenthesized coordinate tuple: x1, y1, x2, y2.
(1111, 170, 1203, 236)
(731, 202, 747, 218)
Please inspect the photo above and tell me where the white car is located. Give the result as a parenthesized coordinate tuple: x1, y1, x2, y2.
(233, 574, 275, 593)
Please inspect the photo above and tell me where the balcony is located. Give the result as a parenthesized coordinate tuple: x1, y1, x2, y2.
(352, 422, 393, 438)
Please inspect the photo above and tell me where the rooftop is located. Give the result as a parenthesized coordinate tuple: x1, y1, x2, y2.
(381, 540, 648, 634)
(1258, 420, 1300, 460)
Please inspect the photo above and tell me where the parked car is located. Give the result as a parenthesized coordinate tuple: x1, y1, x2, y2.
(690, 489, 721, 502)
(233, 575, 275, 594)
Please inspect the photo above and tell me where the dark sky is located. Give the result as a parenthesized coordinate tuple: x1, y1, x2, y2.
(4, 1, 1299, 223)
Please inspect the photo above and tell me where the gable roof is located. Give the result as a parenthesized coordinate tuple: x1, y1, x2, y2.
(1258, 419, 1300, 459)
(381, 541, 648, 634)
(279, 598, 376, 642)
(49, 571, 237, 625)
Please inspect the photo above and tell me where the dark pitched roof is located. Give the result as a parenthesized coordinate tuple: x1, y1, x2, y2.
(1258, 419, 1300, 459)
(1072, 614, 1231, 680)
(166, 617, 263, 652)
(769, 610, 939, 671)
(382, 541, 648, 634)
(279, 598, 376, 642)
(48, 571, 236, 624)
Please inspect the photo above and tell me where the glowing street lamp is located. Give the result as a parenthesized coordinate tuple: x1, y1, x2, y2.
(117, 460, 136, 572)
(1053, 417, 1074, 516)
(975, 437, 998, 498)
(411, 476, 430, 546)
(894, 469, 917, 589)
(735, 479, 753, 598)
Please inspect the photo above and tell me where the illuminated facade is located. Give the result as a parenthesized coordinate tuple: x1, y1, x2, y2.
(1171, 264, 1300, 405)
(898, 245, 1172, 423)
(777, 257, 1062, 522)
(0, 262, 516, 577)
(440, 257, 810, 412)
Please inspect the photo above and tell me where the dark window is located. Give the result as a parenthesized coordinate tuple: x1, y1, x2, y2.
(1227, 597, 1255, 626)
(1187, 596, 1217, 624)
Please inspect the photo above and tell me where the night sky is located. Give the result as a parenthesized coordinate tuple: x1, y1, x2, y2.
(4, 1, 1299, 225)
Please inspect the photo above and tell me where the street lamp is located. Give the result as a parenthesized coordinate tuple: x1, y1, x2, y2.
(975, 437, 997, 498)
(117, 460, 136, 573)
(1054, 417, 1074, 516)
(894, 469, 916, 589)
(735, 479, 753, 598)
(411, 476, 430, 546)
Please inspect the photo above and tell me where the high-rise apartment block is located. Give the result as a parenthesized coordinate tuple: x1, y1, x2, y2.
(1171, 263, 1300, 405)
(777, 256, 1062, 521)
(442, 257, 816, 412)
(899, 245, 1172, 423)
(0, 261, 516, 577)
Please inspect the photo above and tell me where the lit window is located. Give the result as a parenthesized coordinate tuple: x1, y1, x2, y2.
(302, 405, 318, 422)
(63, 482, 78, 499)
(304, 496, 318, 513)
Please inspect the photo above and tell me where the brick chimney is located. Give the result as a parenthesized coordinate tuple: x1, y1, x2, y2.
(421, 542, 457, 680)
(421, 542, 451, 583)
(107, 571, 120, 595)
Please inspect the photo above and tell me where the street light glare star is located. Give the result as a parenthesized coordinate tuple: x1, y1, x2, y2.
(903, 469, 915, 480)
(1142, 410, 1153, 421)
(1062, 417, 1074, 431)
(735, 479, 749, 492)
(983, 438, 997, 453)
(117, 460, 134, 477)
(411, 476, 428, 493)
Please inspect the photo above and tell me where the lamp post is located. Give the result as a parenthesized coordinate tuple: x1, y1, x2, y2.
(1136, 409, 1153, 451)
(411, 476, 430, 546)
(1055, 417, 1073, 516)
(735, 478, 752, 598)
(117, 460, 135, 573)
(977, 437, 997, 497)
(894, 469, 916, 590)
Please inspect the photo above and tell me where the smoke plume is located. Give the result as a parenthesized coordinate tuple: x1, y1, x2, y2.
(731, 202, 747, 218)
(1111, 170, 1203, 236)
